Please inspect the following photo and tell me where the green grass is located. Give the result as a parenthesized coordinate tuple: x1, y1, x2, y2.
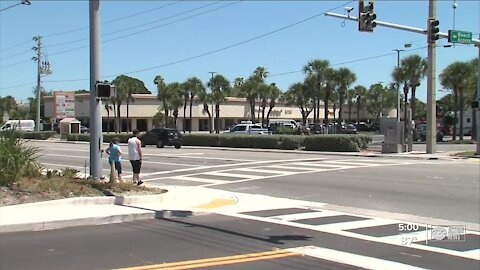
(452, 151, 478, 158)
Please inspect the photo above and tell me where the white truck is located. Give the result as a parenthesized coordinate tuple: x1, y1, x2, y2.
(0, 120, 35, 132)
(225, 122, 270, 135)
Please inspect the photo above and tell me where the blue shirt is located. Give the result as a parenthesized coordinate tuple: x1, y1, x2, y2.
(108, 144, 121, 162)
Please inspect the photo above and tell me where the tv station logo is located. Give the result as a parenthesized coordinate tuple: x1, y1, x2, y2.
(427, 224, 466, 243)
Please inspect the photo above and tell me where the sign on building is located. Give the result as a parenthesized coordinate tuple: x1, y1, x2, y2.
(54, 91, 75, 119)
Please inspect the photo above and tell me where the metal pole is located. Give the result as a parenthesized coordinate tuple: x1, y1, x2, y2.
(394, 49, 404, 122)
(324, 12, 480, 44)
(36, 35, 41, 132)
(476, 38, 480, 155)
(407, 108, 413, 152)
(89, 0, 102, 179)
(426, 0, 437, 154)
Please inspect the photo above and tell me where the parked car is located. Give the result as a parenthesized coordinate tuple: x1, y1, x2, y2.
(0, 120, 35, 132)
(80, 126, 89, 134)
(413, 124, 444, 142)
(140, 128, 183, 148)
(225, 122, 270, 135)
(337, 124, 358, 134)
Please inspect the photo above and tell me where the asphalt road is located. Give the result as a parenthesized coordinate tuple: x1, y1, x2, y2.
(1, 213, 478, 270)
(15, 140, 479, 269)
(32, 141, 480, 224)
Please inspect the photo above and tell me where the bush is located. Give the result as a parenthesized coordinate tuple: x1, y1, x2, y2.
(303, 135, 372, 152)
(278, 135, 303, 150)
(67, 133, 90, 142)
(183, 134, 221, 147)
(0, 130, 41, 186)
(20, 131, 56, 140)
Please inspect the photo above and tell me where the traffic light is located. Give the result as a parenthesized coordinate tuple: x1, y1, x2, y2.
(358, 0, 377, 32)
(428, 18, 440, 43)
(95, 82, 114, 99)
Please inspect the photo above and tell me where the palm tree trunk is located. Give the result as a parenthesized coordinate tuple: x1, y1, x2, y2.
(459, 89, 464, 140)
(163, 98, 168, 128)
(411, 86, 416, 124)
(183, 100, 187, 133)
(348, 102, 352, 121)
(117, 104, 121, 133)
(324, 91, 330, 125)
(106, 110, 110, 134)
(126, 100, 130, 133)
(266, 104, 274, 126)
(357, 99, 361, 123)
(316, 99, 320, 130)
(250, 99, 255, 123)
(453, 89, 458, 140)
(215, 103, 220, 134)
(333, 102, 337, 123)
(338, 95, 344, 123)
(189, 97, 194, 133)
(312, 97, 317, 132)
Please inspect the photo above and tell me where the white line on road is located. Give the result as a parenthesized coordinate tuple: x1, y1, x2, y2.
(288, 246, 428, 270)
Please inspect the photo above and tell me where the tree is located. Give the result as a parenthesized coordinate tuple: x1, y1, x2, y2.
(467, 58, 478, 140)
(440, 61, 471, 140)
(354, 85, 367, 123)
(323, 68, 338, 125)
(304, 59, 330, 132)
(335, 67, 356, 123)
(207, 74, 231, 133)
(167, 82, 184, 129)
(392, 65, 409, 131)
(154, 75, 169, 128)
(112, 75, 150, 132)
(283, 82, 313, 125)
(184, 77, 205, 133)
(252, 67, 269, 122)
(399, 54, 427, 123)
(265, 83, 282, 126)
(346, 88, 356, 121)
(104, 103, 112, 133)
(198, 89, 213, 133)
(365, 83, 396, 125)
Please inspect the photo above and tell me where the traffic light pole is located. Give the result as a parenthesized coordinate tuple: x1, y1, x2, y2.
(89, 0, 103, 179)
(476, 38, 480, 155)
(325, 9, 480, 154)
(426, 0, 437, 154)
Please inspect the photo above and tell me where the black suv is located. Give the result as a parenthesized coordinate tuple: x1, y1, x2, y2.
(140, 128, 183, 149)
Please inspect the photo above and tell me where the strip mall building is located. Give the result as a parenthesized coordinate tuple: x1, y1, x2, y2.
(44, 92, 396, 132)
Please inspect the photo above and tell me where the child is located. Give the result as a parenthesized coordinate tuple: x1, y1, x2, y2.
(106, 138, 123, 184)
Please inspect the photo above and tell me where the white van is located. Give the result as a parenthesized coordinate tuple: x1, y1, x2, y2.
(268, 119, 299, 129)
(0, 120, 35, 132)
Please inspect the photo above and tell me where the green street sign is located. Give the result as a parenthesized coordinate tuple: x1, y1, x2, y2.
(448, 30, 472, 44)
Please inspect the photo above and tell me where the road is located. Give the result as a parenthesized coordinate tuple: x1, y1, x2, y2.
(3, 140, 478, 270)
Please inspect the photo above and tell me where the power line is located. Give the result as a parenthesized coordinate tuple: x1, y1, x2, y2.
(0, 1, 181, 54)
(43, 0, 182, 38)
(0, 48, 32, 61)
(46, 1, 221, 48)
(2, 1, 355, 89)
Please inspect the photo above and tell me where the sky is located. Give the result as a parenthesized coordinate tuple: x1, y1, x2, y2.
(0, 0, 479, 103)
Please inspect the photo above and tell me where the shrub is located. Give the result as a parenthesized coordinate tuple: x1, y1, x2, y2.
(67, 133, 90, 142)
(183, 134, 220, 147)
(278, 135, 303, 150)
(103, 133, 132, 143)
(0, 130, 41, 186)
(303, 135, 371, 152)
(20, 131, 56, 140)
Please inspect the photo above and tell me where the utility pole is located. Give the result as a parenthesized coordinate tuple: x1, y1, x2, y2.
(34, 35, 42, 132)
(89, 0, 103, 179)
(426, 0, 437, 154)
(393, 49, 404, 122)
(476, 35, 480, 155)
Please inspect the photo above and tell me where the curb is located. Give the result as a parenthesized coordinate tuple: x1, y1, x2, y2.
(0, 212, 156, 234)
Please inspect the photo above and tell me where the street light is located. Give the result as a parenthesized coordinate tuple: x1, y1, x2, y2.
(0, 0, 31, 12)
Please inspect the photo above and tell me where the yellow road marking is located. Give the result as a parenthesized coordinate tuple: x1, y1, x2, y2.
(193, 198, 236, 209)
(116, 249, 300, 270)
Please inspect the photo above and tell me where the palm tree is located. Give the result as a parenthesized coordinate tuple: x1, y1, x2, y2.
(336, 67, 357, 123)
(346, 88, 356, 121)
(104, 103, 112, 133)
(265, 83, 281, 126)
(167, 82, 184, 129)
(198, 89, 213, 133)
(236, 77, 257, 122)
(440, 61, 471, 140)
(207, 74, 231, 133)
(399, 54, 427, 123)
(125, 90, 134, 132)
(184, 77, 205, 133)
(154, 75, 169, 127)
(304, 59, 330, 132)
(354, 85, 367, 123)
(392, 65, 409, 132)
(283, 82, 313, 125)
(324, 68, 338, 125)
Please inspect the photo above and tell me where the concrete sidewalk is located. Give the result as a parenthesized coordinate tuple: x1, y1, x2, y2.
(0, 186, 238, 234)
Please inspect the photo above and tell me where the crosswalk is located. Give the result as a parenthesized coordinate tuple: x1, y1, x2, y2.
(222, 206, 480, 261)
(143, 158, 419, 187)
